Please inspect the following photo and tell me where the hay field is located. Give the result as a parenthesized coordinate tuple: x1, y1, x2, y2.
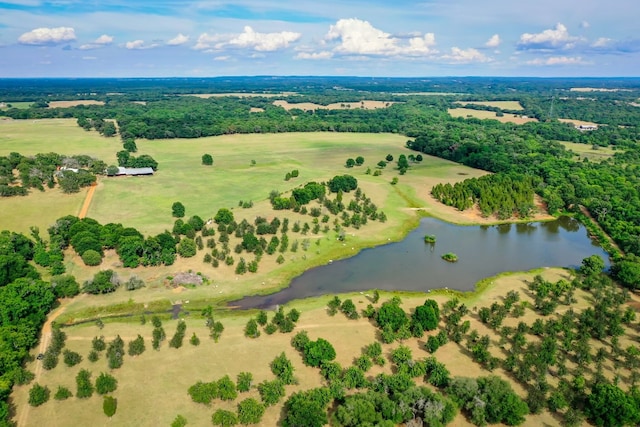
(458, 101, 523, 110)
(273, 100, 397, 111)
(15, 267, 629, 427)
(448, 108, 538, 124)
(48, 100, 105, 108)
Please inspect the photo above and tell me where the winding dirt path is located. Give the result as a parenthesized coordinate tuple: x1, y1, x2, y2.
(16, 299, 74, 427)
(78, 182, 97, 219)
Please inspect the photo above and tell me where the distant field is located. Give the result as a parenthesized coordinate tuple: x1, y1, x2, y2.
(558, 118, 600, 127)
(448, 108, 538, 124)
(0, 101, 33, 109)
(457, 101, 523, 110)
(183, 92, 297, 98)
(392, 92, 463, 96)
(0, 118, 120, 159)
(273, 100, 397, 111)
(570, 87, 632, 92)
(48, 100, 105, 108)
(559, 141, 616, 161)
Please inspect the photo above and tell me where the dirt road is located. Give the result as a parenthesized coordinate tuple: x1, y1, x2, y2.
(78, 182, 97, 219)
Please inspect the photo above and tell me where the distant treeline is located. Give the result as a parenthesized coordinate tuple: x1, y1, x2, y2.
(1, 76, 639, 100)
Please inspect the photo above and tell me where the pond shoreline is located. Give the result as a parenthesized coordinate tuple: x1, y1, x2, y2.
(229, 215, 609, 310)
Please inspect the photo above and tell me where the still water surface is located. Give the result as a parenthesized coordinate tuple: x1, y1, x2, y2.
(231, 216, 609, 309)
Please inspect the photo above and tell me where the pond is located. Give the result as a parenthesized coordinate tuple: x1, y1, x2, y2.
(231, 216, 609, 309)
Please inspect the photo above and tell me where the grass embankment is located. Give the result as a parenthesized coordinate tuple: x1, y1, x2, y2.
(16, 267, 633, 427)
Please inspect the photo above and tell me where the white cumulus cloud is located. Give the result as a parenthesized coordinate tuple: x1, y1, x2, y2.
(18, 27, 76, 45)
(167, 33, 189, 46)
(485, 34, 501, 48)
(442, 47, 490, 63)
(325, 18, 437, 57)
(527, 56, 588, 66)
(518, 23, 582, 50)
(125, 40, 158, 50)
(125, 40, 145, 50)
(79, 34, 113, 50)
(195, 26, 301, 52)
(296, 51, 334, 60)
(591, 37, 612, 48)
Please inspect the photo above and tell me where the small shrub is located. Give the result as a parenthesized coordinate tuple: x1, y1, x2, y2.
(76, 369, 94, 398)
(212, 409, 238, 426)
(81, 249, 102, 266)
(103, 396, 117, 417)
(95, 372, 118, 395)
(257, 379, 285, 406)
(171, 415, 187, 427)
(237, 372, 253, 392)
(190, 333, 200, 346)
(128, 334, 145, 356)
(88, 350, 99, 362)
(54, 386, 72, 400)
(28, 383, 50, 407)
(63, 349, 82, 367)
(217, 375, 238, 401)
(237, 398, 265, 425)
(245, 319, 261, 338)
(92, 336, 106, 352)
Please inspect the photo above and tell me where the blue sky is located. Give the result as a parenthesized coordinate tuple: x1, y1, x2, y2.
(0, 0, 638, 77)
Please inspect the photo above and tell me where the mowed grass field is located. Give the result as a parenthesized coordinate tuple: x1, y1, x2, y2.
(15, 267, 634, 427)
(0, 101, 33, 110)
(89, 131, 464, 235)
(0, 119, 123, 233)
(448, 108, 538, 124)
(457, 101, 524, 110)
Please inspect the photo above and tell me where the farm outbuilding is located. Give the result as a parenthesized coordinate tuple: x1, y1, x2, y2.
(115, 167, 154, 176)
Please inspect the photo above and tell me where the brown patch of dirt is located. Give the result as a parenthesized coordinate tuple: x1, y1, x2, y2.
(48, 100, 105, 108)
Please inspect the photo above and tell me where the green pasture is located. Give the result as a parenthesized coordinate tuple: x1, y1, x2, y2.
(559, 141, 616, 161)
(0, 118, 121, 159)
(0, 101, 33, 110)
(0, 188, 85, 235)
(89, 132, 451, 235)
